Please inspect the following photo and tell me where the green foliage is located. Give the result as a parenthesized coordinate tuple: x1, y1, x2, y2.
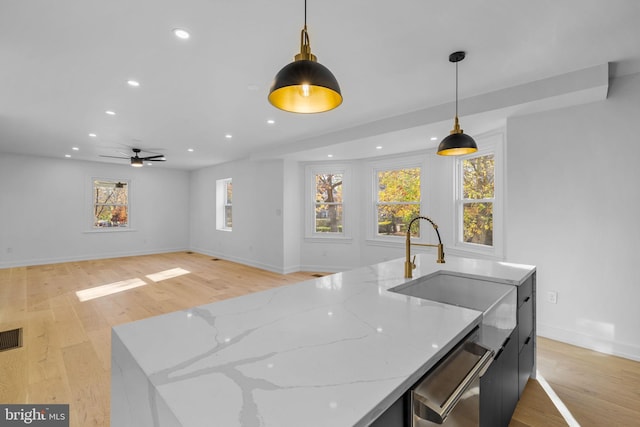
(377, 168, 421, 236)
(462, 156, 494, 245)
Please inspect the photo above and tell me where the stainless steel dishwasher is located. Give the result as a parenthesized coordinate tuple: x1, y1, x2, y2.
(411, 328, 493, 426)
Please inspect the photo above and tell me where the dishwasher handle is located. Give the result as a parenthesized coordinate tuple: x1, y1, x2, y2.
(412, 346, 494, 424)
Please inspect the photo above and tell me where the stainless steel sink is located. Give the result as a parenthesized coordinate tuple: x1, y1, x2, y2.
(389, 272, 513, 312)
(389, 272, 517, 350)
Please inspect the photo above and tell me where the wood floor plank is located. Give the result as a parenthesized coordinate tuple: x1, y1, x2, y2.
(0, 347, 27, 403)
(1, 252, 639, 427)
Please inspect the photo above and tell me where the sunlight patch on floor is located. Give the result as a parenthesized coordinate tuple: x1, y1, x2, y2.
(536, 370, 581, 427)
(145, 267, 190, 282)
(76, 278, 148, 302)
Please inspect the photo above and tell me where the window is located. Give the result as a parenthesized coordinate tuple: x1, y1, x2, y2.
(305, 164, 351, 239)
(93, 179, 129, 228)
(375, 167, 421, 237)
(314, 173, 343, 233)
(460, 154, 494, 245)
(216, 178, 232, 231)
(454, 132, 504, 257)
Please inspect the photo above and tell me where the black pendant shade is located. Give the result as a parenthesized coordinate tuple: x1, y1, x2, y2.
(268, 0, 342, 114)
(269, 58, 342, 114)
(437, 51, 477, 156)
(437, 117, 478, 156)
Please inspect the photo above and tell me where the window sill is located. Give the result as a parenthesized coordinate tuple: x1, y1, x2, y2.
(304, 236, 353, 244)
(365, 238, 405, 249)
(84, 228, 137, 234)
(448, 243, 503, 260)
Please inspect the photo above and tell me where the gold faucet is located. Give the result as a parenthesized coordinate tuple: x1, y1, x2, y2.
(404, 216, 445, 278)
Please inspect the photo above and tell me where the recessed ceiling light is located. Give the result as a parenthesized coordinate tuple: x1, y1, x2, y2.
(225, 134, 232, 139)
(327, 154, 333, 158)
(267, 119, 275, 125)
(247, 84, 259, 91)
(127, 80, 140, 87)
(173, 28, 190, 39)
(89, 133, 97, 138)
(147, 162, 153, 166)
(72, 147, 79, 151)
(65, 154, 71, 158)
(430, 136, 438, 141)
(105, 110, 116, 115)
(187, 148, 194, 152)
(376, 146, 383, 150)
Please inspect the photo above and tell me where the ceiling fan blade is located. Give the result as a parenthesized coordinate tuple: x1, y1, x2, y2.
(147, 158, 166, 162)
(141, 154, 166, 160)
(99, 155, 129, 159)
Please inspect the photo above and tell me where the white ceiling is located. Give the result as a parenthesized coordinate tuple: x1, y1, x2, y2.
(1, 0, 639, 170)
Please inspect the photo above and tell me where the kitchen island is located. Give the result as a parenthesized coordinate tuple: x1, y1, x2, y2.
(111, 255, 535, 427)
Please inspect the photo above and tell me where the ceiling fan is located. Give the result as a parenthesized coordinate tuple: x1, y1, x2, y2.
(100, 148, 166, 167)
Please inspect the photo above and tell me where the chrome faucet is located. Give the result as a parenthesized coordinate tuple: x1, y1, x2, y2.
(405, 216, 445, 278)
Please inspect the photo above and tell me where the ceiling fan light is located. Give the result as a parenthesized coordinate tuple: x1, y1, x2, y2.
(131, 157, 144, 167)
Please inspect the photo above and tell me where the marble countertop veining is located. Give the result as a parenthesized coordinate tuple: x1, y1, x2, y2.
(111, 255, 535, 427)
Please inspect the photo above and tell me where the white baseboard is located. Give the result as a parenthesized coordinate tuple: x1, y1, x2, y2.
(299, 264, 346, 274)
(189, 247, 290, 275)
(0, 247, 189, 269)
(537, 322, 640, 362)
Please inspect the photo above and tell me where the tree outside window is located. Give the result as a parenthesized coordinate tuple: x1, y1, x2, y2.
(376, 167, 421, 237)
(224, 179, 232, 229)
(216, 178, 232, 231)
(93, 180, 128, 228)
(315, 173, 343, 233)
(461, 155, 494, 245)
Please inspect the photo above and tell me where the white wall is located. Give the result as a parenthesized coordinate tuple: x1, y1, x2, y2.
(0, 153, 190, 268)
(506, 72, 640, 360)
(189, 158, 291, 273)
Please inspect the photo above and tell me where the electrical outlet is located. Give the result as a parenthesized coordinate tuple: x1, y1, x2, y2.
(547, 291, 558, 304)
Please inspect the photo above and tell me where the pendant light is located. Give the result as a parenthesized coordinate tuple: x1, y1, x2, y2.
(437, 51, 478, 156)
(268, 0, 342, 113)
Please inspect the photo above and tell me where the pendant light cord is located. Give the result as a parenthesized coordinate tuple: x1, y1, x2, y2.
(304, 0, 307, 27)
(455, 60, 459, 118)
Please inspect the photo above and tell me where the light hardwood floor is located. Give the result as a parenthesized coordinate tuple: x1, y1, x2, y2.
(1, 252, 638, 426)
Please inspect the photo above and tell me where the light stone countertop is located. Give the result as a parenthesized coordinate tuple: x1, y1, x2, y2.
(111, 255, 535, 427)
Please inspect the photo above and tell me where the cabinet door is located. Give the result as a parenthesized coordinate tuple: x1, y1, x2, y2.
(480, 328, 519, 427)
(519, 333, 535, 396)
(370, 394, 406, 427)
(518, 291, 533, 351)
(501, 333, 519, 427)
(480, 355, 502, 427)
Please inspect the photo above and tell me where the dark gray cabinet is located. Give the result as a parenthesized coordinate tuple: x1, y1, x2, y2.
(481, 272, 536, 427)
(517, 274, 536, 397)
(369, 394, 406, 427)
(480, 328, 519, 427)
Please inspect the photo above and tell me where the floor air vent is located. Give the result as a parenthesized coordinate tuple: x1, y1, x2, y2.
(0, 328, 22, 352)
(311, 274, 325, 278)
(211, 258, 221, 261)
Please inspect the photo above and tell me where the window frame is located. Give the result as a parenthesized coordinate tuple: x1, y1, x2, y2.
(367, 155, 426, 245)
(453, 132, 504, 258)
(216, 178, 232, 232)
(89, 178, 132, 232)
(304, 164, 351, 241)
